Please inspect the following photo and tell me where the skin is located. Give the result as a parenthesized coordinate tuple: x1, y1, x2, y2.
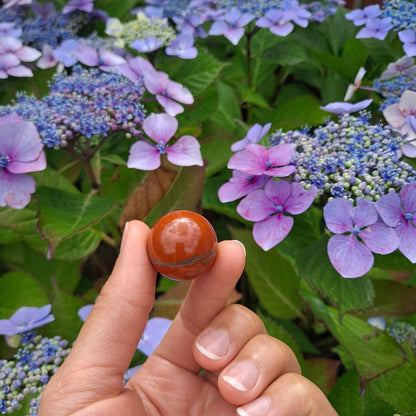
(38, 220, 338, 416)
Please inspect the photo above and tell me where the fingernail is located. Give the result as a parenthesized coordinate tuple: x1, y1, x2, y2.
(237, 397, 271, 416)
(222, 360, 258, 392)
(120, 221, 129, 252)
(232, 240, 246, 257)
(196, 328, 230, 360)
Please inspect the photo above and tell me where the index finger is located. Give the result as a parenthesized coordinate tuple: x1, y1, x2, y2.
(149, 240, 246, 373)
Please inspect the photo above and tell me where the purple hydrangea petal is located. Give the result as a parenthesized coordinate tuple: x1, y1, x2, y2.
(166, 136, 203, 167)
(327, 234, 374, 278)
(165, 80, 194, 105)
(320, 99, 372, 114)
(8, 150, 46, 174)
(231, 123, 272, 152)
(0, 53, 20, 68)
(264, 178, 291, 206)
(358, 221, 399, 255)
(253, 213, 294, 251)
(72, 44, 99, 66)
(143, 113, 178, 144)
(137, 317, 172, 356)
(7, 65, 33, 77)
(127, 141, 161, 171)
(356, 18, 393, 41)
(144, 70, 169, 95)
(0, 36, 21, 53)
(131, 37, 164, 53)
(98, 49, 126, 66)
(237, 189, 275, 222)
(268, 143, 296, 166)
(0, 171, 36, 209)
(352, 198, 378, 229)
(285, 183, 317, 215)
(218, 171, 268, 202)
(15, 46, 41, 62)
(400, 182, 416, 214)
(402, 142, 416, 158)
(264, 165, 296, 177)
(323, 198, 353, 234)
(0, 117, 43, 167)
(156, 95, 184, 116)
(227, 144, 267, 175)
(396, 220, 416, 263)
(224, 27, 246, 45)
(375, 192, 403, 227)
(398, 30, 416, 44)
(78, 304, 93, 321)
(37, 44, 58, 69)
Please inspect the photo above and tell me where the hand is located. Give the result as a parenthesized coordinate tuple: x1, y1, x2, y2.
(38, 220, 337, 416)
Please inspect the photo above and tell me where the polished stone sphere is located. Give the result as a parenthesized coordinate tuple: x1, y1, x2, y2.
(147, 210, 218, 281)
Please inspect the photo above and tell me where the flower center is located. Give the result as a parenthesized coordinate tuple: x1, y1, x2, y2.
(0, 155, 10, 168)
(275, 205, 284, 213)
(405, 212, 414, 221)
(352, 226, 361, 235)
(265, 161, 272, 169)
(156, 142, 166, 154)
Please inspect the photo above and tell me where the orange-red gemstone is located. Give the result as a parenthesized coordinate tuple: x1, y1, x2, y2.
(147, 210, 218, 281)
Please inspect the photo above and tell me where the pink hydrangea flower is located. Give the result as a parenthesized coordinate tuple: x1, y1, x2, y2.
(127, 113, 203, 170)
(0, 114, 46, 209)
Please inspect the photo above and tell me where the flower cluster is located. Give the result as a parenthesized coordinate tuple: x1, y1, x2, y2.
(0, 334, 70, 414)
(0, 65, 146, 148)
(346, 1, 416, 57)
(105, 12, 176, 52)
(373, 57, 416, 110)
(121, 0, 343, 57)
(220, 114, 416, 277)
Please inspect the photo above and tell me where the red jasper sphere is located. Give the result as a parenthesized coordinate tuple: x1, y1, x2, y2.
(147, 210, 218, 281)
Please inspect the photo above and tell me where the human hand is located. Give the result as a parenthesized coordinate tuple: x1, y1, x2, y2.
(38, 220, 337, 416)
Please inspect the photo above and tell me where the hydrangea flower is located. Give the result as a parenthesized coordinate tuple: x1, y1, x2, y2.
(0, 22, 22, 38)
(380, 56, 416, 80)
(0, 305, 54, 336)
(356, 18, 393, 41)
(231, 123, 272, 152)
(209, 8, 254, 45)
(320, 99, 372, 114)
(127, 113, 203, 170)
(237, 179, 317, 250)
(144, 71, 194, 116)
(376, 182, 416, 263)
(53, 39, 79, 67)
(255, 9, 295, 36)
(71, 44, 126, 71)
(37, 44, 58, 69)
(345, 4, 380, 26)
(131, 36, 164, 53)
(0, 114, 46, 209)
(165, 34, 198, 59)
(218, 170, 268, 203)
(383, 90, 416, 157)
(62, 0, 94, 14)
(228, 143, 296, 177)
(3, 0, 32, 7)
(324, 198, 399, 278)
(399, 30, 416, 57)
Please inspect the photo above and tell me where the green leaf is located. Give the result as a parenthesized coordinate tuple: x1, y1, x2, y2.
(297, 237, 375, 316)
(235, 83, 270, 108)
(373, 250, 416, 271)
(301, 290, 406, 383)
(210, 80, 241, 132)
(357, 280, 416, 320)
(158, 50, 225, 96)
(177, 85, 218, 127)
(94, 0, 137, 18)
(230, 227, 302, 319)
(35, 187, 117, 258)
(328, 371, 365, 416)
(31, 166, 79, 194)
(341, 38, 368, 75)
(44, 287, 85, 342)
(0, 242, 81, 294)
(144, 165, 206, 227)
(271, 94, 327, 130)
(369, 360, 416, 414)
(302, 358, 340, 396)
(0, 272, 49, 319)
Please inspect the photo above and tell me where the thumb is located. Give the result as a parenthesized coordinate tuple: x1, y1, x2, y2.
(60, 220, 157, 376)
